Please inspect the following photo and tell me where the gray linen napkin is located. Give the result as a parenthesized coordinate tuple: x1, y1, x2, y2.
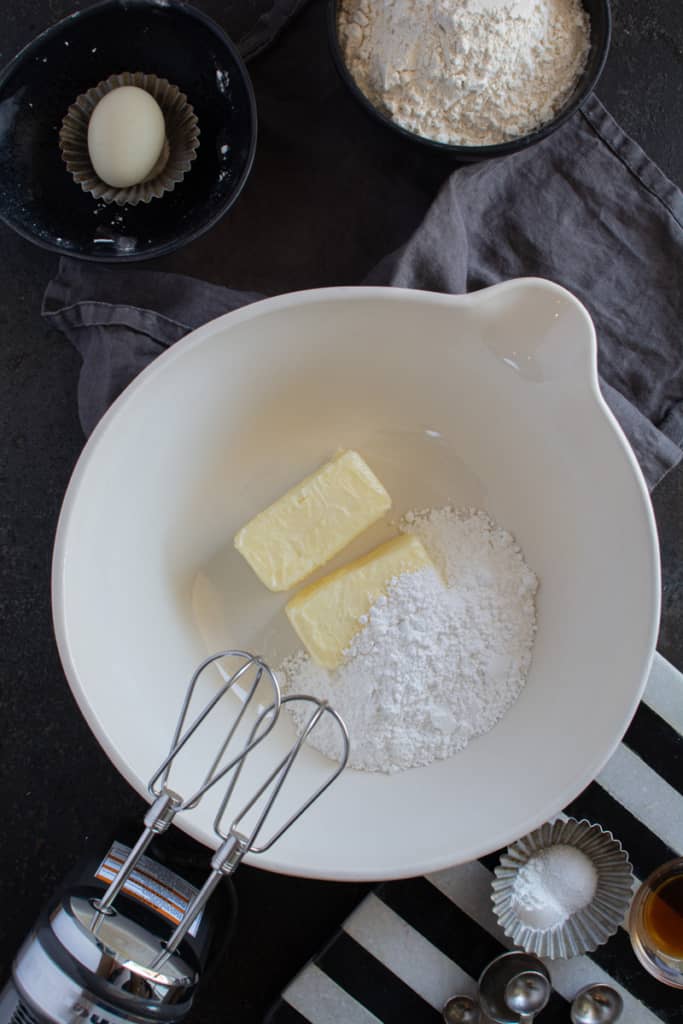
(42, 95, 683, 489)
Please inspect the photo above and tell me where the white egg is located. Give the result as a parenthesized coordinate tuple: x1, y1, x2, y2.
(87, 86, 166, 189)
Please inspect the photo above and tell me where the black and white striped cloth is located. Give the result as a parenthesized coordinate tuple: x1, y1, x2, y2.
(268, 653, 683, 1024)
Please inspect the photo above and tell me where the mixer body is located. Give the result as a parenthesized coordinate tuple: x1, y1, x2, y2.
(0, 844, 232, 1024)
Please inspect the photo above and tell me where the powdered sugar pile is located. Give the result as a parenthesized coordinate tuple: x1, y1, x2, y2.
(338, 0, 590, 146)
(280, 507, 537, 772)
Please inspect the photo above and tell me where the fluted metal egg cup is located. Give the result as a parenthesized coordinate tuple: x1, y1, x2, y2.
(59, 71, 200, 206)
(492, 818, 634, 959)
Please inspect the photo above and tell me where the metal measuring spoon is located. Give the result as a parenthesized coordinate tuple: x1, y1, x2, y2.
(479, 951, 551, 1024)
(504, 971, 551, 1022)
(570, 984, 624, 1024)
(442, 993, 480, 1023)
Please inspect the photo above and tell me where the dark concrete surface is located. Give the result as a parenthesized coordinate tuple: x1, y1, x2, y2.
(0, 1, 681, 1020)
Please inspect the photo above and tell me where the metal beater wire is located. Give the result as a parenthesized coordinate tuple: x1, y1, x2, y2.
(151, 695, 350, 967)
(149, 650, 281, 809)
(91, 650, 281, 926)
(216, 694, 350, 853)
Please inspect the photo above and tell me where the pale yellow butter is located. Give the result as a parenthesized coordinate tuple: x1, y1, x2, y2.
(234, 450, 391, 592)
(286, 533, 435, 669)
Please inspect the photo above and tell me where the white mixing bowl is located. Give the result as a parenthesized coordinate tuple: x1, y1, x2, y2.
(52, 280, 659, 880)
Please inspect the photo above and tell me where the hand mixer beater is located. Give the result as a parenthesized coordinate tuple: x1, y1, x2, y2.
(0, 650, 349, 1024)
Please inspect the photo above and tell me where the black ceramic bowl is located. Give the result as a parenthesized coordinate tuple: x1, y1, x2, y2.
(0, 0, 256, 261)
(328, 0, 610, 161)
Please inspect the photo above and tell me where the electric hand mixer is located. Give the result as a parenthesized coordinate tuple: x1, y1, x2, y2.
(0, 650, 349, 1024)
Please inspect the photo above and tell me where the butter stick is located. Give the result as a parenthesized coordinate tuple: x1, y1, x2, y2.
(234, 450, 391, 592)
(286, 533, 435, 669)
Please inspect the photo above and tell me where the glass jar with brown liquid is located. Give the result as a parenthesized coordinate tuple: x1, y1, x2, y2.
(629, 857, 683, 988)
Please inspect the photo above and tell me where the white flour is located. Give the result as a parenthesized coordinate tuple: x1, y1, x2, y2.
(280, 507, 537, 772)
(338, 0, 590, 145)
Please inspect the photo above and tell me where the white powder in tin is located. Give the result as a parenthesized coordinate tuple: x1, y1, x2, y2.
(338, 0, 591, 145)
(280, 507, 537, 772)
(513, 844, 598, 929)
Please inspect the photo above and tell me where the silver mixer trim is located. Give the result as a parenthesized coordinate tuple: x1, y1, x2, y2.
(96, 842, 201, 933)
(8, 887, 196, 1024)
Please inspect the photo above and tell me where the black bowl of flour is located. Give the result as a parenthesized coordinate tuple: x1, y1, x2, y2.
(328, 0, 610, 160)
(0, 0, 256, 261)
